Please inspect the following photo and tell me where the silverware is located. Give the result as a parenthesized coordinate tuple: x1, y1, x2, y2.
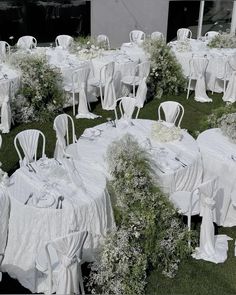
(29, 163, 37, 173)
(231, 155, 236, 161)
(24, 193, 33, 205)
(175, 157, 187, 167)
(60, 196, 64, 209)
(26, 164, 33, 172)
(55, 159, 62, 165)
(155, 164, 165, 174)
(56, 196, 64, 209)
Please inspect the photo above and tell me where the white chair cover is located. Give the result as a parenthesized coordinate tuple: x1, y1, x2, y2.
(151, 31, 164, 41)
(96, 34, 110, 49)
(0, 41, 10, 62)
(129, 30, 145, 43)
(75, 67, 99, 119)
(14, 129, 45, 166)
(17, 36, 37, 49)
(138, 61, 151, 79)
(177, 28, 192, 41)
(205, 31, 220, 40)
(102, 62, 116, 110)
(135, 78, 147, 108)
(49, 231, 88, 295)
(0, 79, 11, 133)
(193, 57, 212, 102)
(222, 55, 236, 103)
(55, 35, 73, 50)
(54, 114, 70, 159)
(119, 97, 136, 119)
(158, 101, 184, 127)
(192, 178, 232, 263)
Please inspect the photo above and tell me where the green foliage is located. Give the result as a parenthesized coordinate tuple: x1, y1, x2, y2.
(143, 38, 186, 98)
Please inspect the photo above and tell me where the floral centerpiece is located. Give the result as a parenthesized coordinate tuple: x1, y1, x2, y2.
(176, 39, 192, 52)
(87, 135, 193, 295)
(208, 32, 236, 48)
(217, 112, 236, 143)
(143, 38, 186, 99)
(9, 52, 64, 123)
(151, 121, 182, 142)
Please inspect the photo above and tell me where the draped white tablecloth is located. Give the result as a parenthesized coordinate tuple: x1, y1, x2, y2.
(2, 158, 115, 292)
(170, 39, 236, 93)
(67, 119, 203, 195)
(0, 63, 21, 95)
(197, 128, 236, 226)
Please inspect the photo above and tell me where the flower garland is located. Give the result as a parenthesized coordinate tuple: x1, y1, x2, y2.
(9, 53, 65, 123)
(143, 38, 186, 98)
(88, 134, 193, 294)
(217, 112, 236, 143)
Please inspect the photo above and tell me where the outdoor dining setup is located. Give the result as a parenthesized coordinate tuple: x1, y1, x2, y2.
(1, 24, 236, 295)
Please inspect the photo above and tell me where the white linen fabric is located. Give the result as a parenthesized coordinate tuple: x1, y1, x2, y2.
(192, 57, 212, 102)
(118, 97, 136, 119)
(151, 31, 164, 40)
(2, 157, 115, 292)
(0, 185, 10, 262)
(0, 79, 11, 133)
(101, 62, 117, 111)
(96, 34, 110, 50)
(197, 128, 236, 226)
(54, 114, 70, 159)
(177, 28, 192, 41)
(222, 55, 236, 103)
(192, 179, 232, 263)
(49, 231, 87, 294)
(129, 30, 145, 44)
(0, 41, 10, 62)
(135, 77, 147, 109)
(17, 36, 37, 50)
(55, 35, 73, 50)
(158, 101, 184, 127)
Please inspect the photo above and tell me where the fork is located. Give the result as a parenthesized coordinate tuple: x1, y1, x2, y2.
(24, 193, 33, 205)
(175, 157, 187, 167)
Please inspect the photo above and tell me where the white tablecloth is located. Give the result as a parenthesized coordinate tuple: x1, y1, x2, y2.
(170, 39, 236, 93)
(2, 158, 115, 292)
(0, 63, 21, 95)
(120, 43, 147, 62)
(67, 119, 203, 195)
(197, 128, 236, 226)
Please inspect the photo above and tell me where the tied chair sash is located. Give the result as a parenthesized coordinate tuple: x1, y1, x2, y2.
(160, 103, 179, 124)
(78, 81, 89, 115)
(223, 71, 236, 103)
(18, 130, 40, 165)
(53, 115, 68, 159)
(103, 77, 116, 110)
(193, 58, 211, 102)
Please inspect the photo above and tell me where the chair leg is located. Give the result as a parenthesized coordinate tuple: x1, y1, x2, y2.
(114, 107, 118, 120)
(72, 92, 75, 116)
(187, 214, 191, 248)
(78, 267, 85, 295)
(186, 78, 192, 99)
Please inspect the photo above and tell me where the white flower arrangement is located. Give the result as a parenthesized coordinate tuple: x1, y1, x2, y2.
(76, 46, 104, 60)
(217, 112, 236, 143)
(151, 121, 182, 142)
(208, 31, 236, 49)
(176, 39, 192, 52)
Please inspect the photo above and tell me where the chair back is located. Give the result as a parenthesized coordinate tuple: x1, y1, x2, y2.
(0, 41, 10, 62)
(45, 231, 88, 294)
(158, 101, 184, 127)
(53, 114, 76, 159)
(119, 97, 136, 119)
(177, 28, 192, 41)
(55, 35, 74, 49)
(17, 36, 37, 49)
(129, 30, 145, 43)
(205, 31, 220, 40)
(96, 34, 110, 49)
(192, 56, 209, 76)
(151, 31, 164, 41)
(14, 129, 46, 166)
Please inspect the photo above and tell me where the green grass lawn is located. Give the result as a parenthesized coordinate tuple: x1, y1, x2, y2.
(1, 91, 236, 294)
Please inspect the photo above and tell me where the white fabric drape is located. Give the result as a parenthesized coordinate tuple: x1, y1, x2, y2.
(222, 55, 236, 103)
(17, 130, 40, 165)
(17, 36, 35, 49)
(102, 62, 116, 110)
(192, 179, 232, 263)
(135, 78, 147, 108)
(51, 231, 87, 295)
(130, 30, 145, 43)
(0, 80, 11, 133)
(119, 97, 136, 119)
(177, 28, 191, 41)
(53, 115, 68, 159)
(159, 102, 179, 124)
(56, 35, 73, 50)
(193, 58, 212, 102)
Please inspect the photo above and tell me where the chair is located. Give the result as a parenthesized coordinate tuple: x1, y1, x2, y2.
(96, 34, 110, 50)
(129, 30, 146, 44)
(134, 77, 148, 118)
(186, 55, 212, 102)
(170, 178, 218, 246)
(117, 97, 137, 119)
(55, 35, 74, 50)
(14, 129, 46, 166)
(89, 61, 117, 118)
(151, 31, 164, 41)
(212, 55, 231, 94)
(16, 36, 37, 50)
(158, 101, 184, 127)
(53, 114, 77, 159)
(0, 79, 11, 133)
(222, 55, 236, 103)
(121, 60, 150, 95)
(177, 28, 192, 41)
(0, 41, 10, 62)
(205, 31, 220, 41)
(36, 231, 88, 295)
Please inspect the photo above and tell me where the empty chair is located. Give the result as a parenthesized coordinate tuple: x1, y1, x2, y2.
(0, 79, 11, 133)
(55, 35, 74, 50)
(36, 231, 88, 295)
(129, 30, 146, 44)
(118, 97, 137, 119)
(134, 77, 148, 118)
(53, 114, 77, 159)
(205, 31, 220, 41)
(151, 31, 164, 41)
(0, 41, 10, 62)
(121, 60, 150, 95)
(170, 178, 218, 246)
(14, 129, 46, 166)
(212, 55, 231, 94)
(186, 55, 212, 102)
(177, 28, 192, 41)
(158, 101, 184, 127)
(16, 36, 37, 50)
(96, 34, 110, 50)
(222, 55, 236, 103)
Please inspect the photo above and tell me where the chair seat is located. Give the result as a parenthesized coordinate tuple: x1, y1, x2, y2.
(121, 75, 140, 85)
(170, 190, 199, 216)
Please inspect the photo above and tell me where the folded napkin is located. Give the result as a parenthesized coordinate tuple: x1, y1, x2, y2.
(27, 191, 56, 208)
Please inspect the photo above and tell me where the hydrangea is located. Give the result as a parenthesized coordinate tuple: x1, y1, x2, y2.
(217, 112, 236, 143)
(151, 121, 182, 142)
